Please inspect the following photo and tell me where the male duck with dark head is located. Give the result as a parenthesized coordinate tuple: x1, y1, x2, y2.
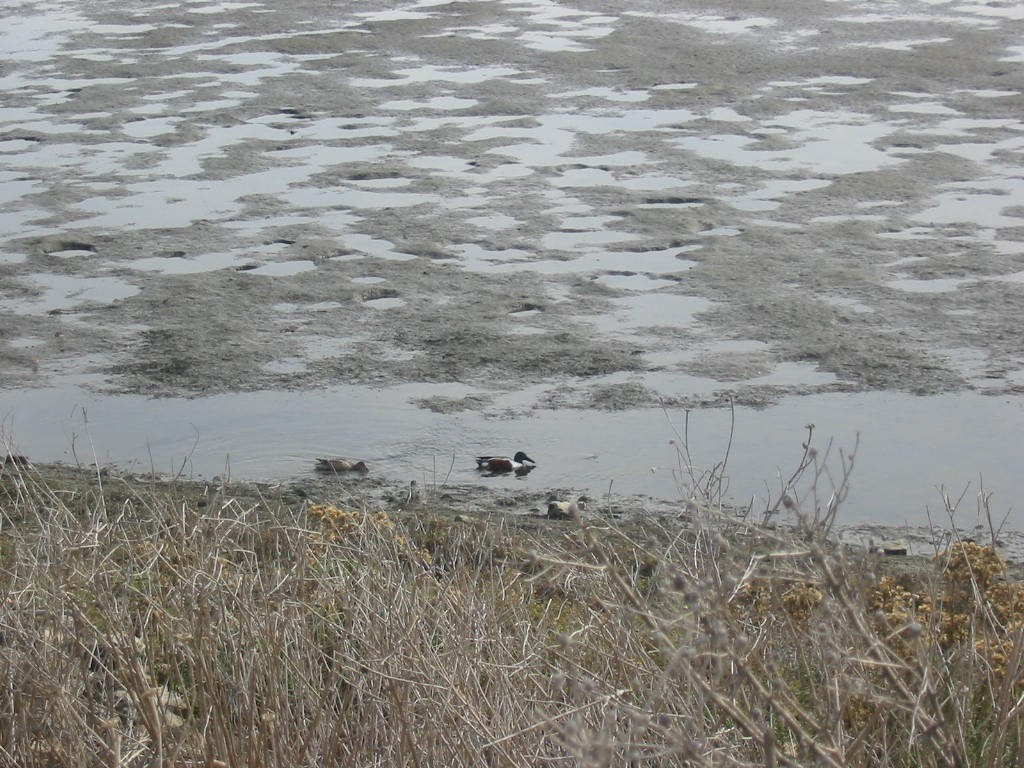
(475, 451, 536, 475)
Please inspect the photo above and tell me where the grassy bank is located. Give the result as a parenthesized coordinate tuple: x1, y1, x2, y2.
(0, 461, 1020, 767)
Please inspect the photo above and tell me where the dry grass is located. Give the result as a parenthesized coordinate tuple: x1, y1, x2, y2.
(0, 449, 1020, 767)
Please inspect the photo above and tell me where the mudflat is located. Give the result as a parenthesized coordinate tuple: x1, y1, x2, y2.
(2, 1, 1022, 407)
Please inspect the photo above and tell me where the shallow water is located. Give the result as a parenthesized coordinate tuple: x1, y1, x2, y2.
(1, 384, 1020, 532)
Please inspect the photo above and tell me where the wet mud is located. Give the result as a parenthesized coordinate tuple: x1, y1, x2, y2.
(1, 0, 1022, 414)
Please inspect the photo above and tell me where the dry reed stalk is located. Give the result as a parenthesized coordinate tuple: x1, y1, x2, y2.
(0, 452, 1019, 766)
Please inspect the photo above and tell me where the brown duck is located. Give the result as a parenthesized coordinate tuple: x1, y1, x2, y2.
(315, 457, 369, 473)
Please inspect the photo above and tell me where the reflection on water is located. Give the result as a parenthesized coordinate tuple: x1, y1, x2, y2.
(1, 385, 1022, 531)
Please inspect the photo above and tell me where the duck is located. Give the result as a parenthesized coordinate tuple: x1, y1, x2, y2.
(315, 457, 369, 473)
(546, 493, 587, 520)
(475, 451, 535, 475)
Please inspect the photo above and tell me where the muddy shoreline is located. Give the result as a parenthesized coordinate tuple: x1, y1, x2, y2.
(10, 457, 1023, 568)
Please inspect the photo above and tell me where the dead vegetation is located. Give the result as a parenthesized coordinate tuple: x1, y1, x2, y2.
(0, 440, 1020, 767)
